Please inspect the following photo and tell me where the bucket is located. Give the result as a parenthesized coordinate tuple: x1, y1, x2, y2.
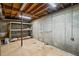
(5, 38, 9, 44)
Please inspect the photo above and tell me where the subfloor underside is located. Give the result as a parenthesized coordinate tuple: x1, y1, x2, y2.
(1, 38, 74, 56)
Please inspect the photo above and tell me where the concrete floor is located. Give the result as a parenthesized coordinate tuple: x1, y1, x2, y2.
(1, 38, 74, 56)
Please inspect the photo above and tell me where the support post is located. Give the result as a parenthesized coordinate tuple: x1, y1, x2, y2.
(0, 41, 1, 56)
(21, 11, 23, 47)
(9, 21, 11, 41)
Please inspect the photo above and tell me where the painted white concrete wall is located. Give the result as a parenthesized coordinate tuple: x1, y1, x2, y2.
(32, 4, 79, 55)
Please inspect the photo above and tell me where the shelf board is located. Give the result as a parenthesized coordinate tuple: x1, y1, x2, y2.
(11, 28, 32, 31)
(11, 36, 31, 42)
(10, 22, 32, 25)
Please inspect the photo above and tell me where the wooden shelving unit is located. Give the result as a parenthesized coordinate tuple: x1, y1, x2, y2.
(10, 22, 32, 25)
(11, 28, 32, 31)
(9, 21, 32, 42)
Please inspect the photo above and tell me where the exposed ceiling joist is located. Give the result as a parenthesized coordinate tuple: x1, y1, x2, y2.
(3, 3, 12, 7)
(1, 3, 76, 20)
(26, 3, 38, 13)
(33, 7, 48, 16)
(11, 10, 18, 17)
(16, 3, 27, 17)
(20, 3, 27, 11)
(37, 12, 48, 17)
(2, 4, 19, 11)
(11, 4, 22, 17)
(13, 3, 22, 9)
(30, 4, 46, 14)
(18, 3, 39, 19)
(24, 13, 38, 18)
(10, 4, 13, 17)
(4, 9, 11, 14)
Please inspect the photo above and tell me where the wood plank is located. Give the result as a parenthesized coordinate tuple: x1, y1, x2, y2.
(17, 3, 38, 19)
(37, 12, 48, 17)
(3, 3, 12, 7)
(4, 14, 11, 16)
(11, 3, 22, 17)
(23, 3, 32, 12)
(21, 15, 23, 46)
(10, 4, 13, 17)
(30, 4, 46, 14)
(24, 13, 38, 19)
(26, 3, 38, 13)
(11, 10, 18, 17)
(4, 9, 11, 13)
(13, 3, 22, 9)
(32, 12, 48, 20)
(11, 29, 32, 31)
(9, 21, 11, 41)
(33, 13, 48, 20)
(20, 3, 27, 11)
(10, 22, 32, 25)
(33, 7, 48, 16)
(2, 4, 20, 11)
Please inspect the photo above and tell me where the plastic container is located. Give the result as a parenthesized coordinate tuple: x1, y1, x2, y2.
(5, 38, 9, 44)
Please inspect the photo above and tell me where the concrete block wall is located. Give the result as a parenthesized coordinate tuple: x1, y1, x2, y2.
(32, 4, 79, 55)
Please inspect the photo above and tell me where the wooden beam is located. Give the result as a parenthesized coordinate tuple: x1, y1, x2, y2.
(10, 22, 32, 24)
(2, 19, 21, 22)
(9, 21, 11, 41)
(21, 11, 23, 47)
(10, 4, 13, 17)
(32, 12, 47, 19)
(3, 9, 11, 16)
(11, 4, 22, 17)
(17, 3, 47, 20)
(3, 3, 12, 6)
(12, 4, 22, 16)
(24, 13, 38, 18)
(17, 3, 39, 19)
(33, 13, 48, 20)
(3, 8, 11, 12)
(37, 12, 48, 17)
(26, 3, 38, 13)
(13, 3, 22, 9)
(23, 3, 31, 11)
(23, 4, 40, 19)
(17, 11, 38, 19)
(5, 13, 11, 16)
(33, 7, 48, 16)
(20, 3, 27, 11)
(30, 4, 46, 14)
(11, 29, 32, 31)
(16, 3, 27, 17)
(2, 3, 21, 11)
(11, 10, 18, 15)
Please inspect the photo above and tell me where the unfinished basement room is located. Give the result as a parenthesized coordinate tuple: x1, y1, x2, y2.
(0, 3, 79, 56)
